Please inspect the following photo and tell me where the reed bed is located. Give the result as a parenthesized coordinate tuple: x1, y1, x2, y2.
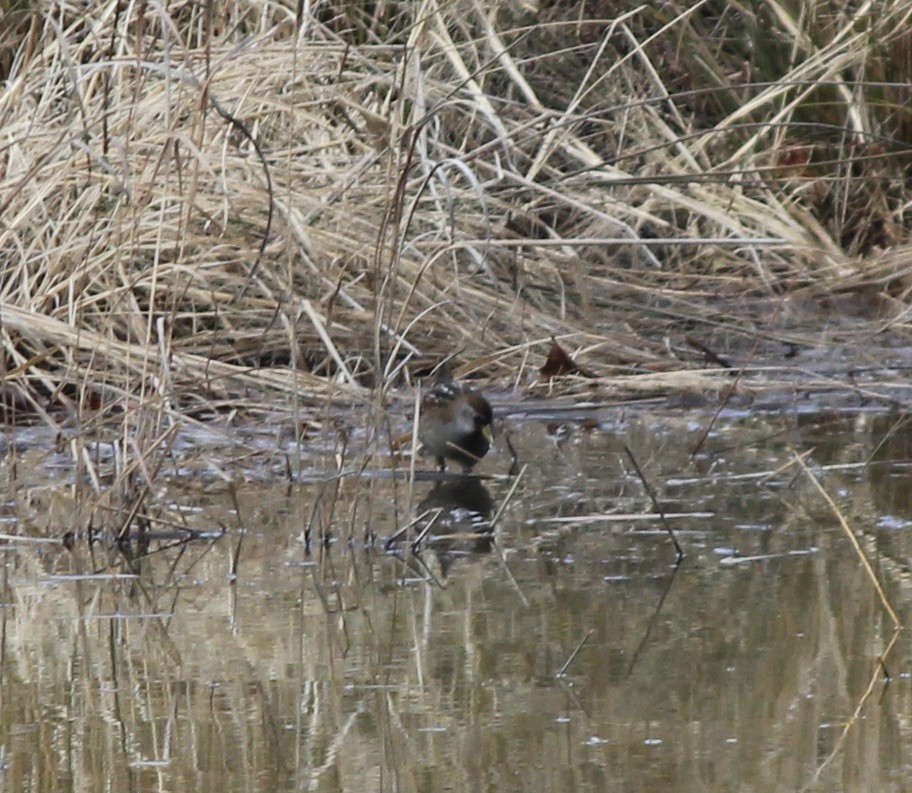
(0, 7, 906, 784)
(1, 0, 911, 431)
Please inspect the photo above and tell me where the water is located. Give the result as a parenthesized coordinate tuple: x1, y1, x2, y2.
(0, 405, 910, 791)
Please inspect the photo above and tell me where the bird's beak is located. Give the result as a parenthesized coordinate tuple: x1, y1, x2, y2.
(482, 425, 494, 443)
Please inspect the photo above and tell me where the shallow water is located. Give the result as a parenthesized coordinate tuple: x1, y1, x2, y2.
(1, 403, 911, 791)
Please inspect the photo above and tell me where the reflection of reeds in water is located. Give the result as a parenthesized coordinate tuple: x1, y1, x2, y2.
(1, 411, 910, 788)
(1, 474, 506, 788)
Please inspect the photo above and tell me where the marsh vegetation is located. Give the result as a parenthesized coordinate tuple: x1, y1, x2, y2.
(1, 0, 912, 789)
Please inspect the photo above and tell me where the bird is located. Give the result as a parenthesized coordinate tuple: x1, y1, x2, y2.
(418, 367, 493, 472)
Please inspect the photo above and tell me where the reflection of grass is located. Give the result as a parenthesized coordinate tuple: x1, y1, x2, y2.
(1, 412, 908, 789)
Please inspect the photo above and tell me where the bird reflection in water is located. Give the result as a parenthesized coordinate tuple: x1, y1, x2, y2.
(410, 476, 496, 577)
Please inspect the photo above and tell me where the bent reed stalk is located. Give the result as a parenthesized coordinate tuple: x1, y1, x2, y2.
(0, 0, 909, 437)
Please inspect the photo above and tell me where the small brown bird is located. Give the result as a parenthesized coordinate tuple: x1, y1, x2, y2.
(419, 369, 493, 472)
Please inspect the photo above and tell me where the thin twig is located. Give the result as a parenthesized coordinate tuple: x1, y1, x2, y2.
(805, 629, 901, 791)
(504, 429, 521, 477)
(384, 508, 437, 551)
(488, 463, 527, 532)
(411, 508, 443, 552)
(690, 334, 761, 458)
(627, 564, 680, 676)
(795, 453, 900, 627)
(795, 453, 901, 789)
(491, 539, 528, 608)
(556, 629, 594, 678)
(623, 444, 684, 562)
(228, 484, 244, 579)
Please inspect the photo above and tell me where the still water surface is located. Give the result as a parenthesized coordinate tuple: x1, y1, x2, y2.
(1, 404, 911, 791)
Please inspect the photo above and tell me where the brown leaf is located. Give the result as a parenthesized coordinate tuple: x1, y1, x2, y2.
(540, 341, 589, 377)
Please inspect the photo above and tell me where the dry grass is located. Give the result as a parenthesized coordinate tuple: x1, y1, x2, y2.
(0, 6, 906, 782)
(1, 0, 911, 434)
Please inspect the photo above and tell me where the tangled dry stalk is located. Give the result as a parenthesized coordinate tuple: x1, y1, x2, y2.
(1, 0, 911, 435)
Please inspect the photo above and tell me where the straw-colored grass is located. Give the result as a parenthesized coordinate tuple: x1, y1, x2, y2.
(1, 0, 911, 430)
